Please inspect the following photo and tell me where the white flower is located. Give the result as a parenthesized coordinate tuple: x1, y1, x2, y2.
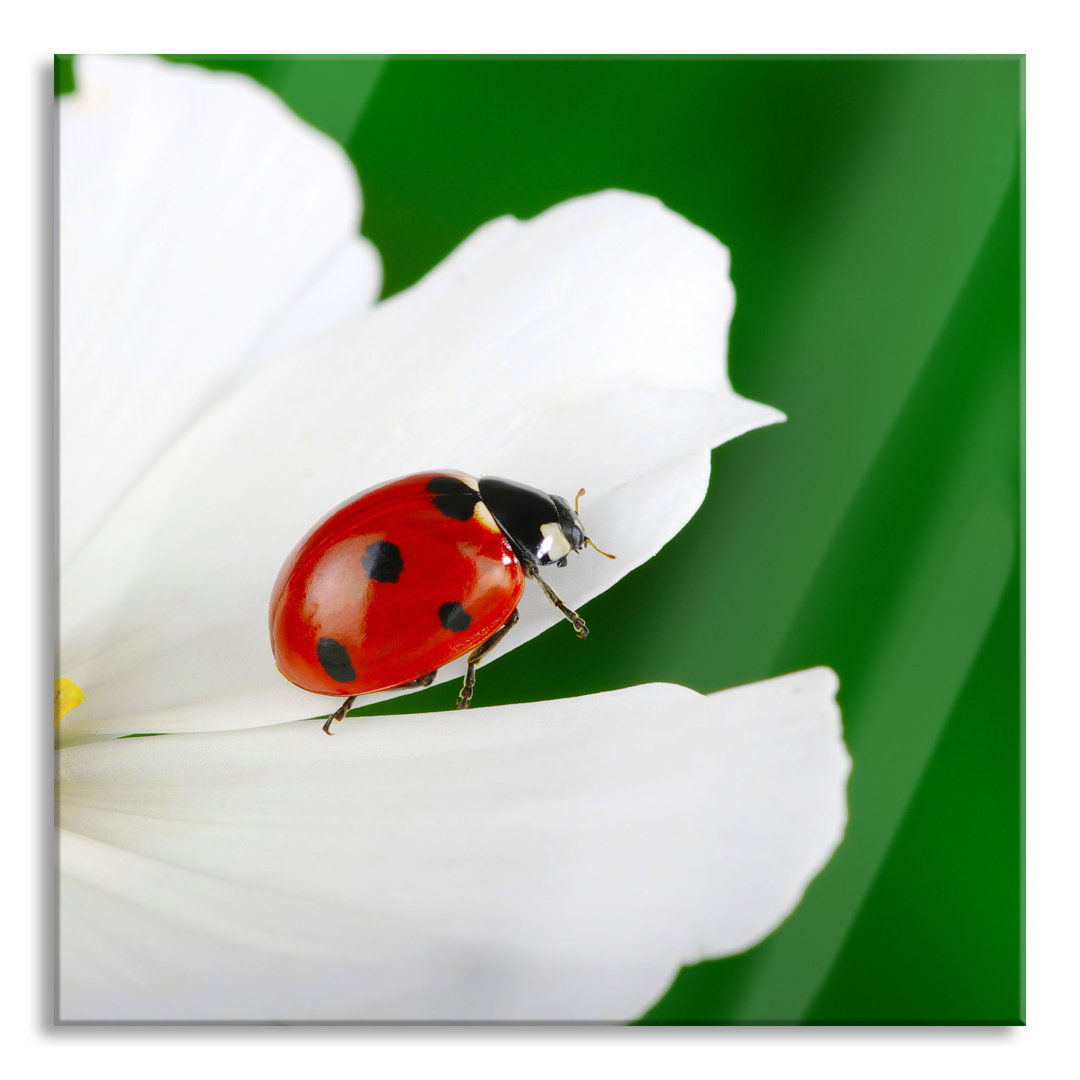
(57, 56, 850, 1022)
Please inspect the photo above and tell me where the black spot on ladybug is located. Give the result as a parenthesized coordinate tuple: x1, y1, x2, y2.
(428, 475, 480, 521)
(438, 601, 473, 633)
(317, 637, 356, 683)
(361, 540, 403, 583)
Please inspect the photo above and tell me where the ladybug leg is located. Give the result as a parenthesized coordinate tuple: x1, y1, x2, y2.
(394, 669, 439, 690)
(322, 695, 357, 736)
(457, 608, 520, 710)
(526, 565, 588, 638)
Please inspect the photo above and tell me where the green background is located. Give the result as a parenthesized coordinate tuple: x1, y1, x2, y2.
(56, 55, 1023, 1024)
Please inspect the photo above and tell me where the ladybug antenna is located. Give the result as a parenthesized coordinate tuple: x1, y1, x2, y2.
(574, 488, 616, 559)
(585, 537, 616, 559)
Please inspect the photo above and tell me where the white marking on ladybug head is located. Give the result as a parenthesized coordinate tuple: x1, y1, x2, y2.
(539, 521, 573, 563)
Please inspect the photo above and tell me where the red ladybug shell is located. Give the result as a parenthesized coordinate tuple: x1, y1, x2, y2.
(270, 471, 525, 696)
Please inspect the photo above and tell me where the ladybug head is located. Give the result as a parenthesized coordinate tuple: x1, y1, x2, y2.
(477, 477, 616, 570)
(548, 493, 587, 565)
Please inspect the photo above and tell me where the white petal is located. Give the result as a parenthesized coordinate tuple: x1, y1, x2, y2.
(61, 56, 381, 567)
(60, 190, 781, 737)
(58, 668, 848, 1022)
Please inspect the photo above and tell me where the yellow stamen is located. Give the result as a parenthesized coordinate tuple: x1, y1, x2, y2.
(54, 678, 86, 728)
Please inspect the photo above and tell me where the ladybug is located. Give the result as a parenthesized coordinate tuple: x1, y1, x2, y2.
(269, 471, 615, 733)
